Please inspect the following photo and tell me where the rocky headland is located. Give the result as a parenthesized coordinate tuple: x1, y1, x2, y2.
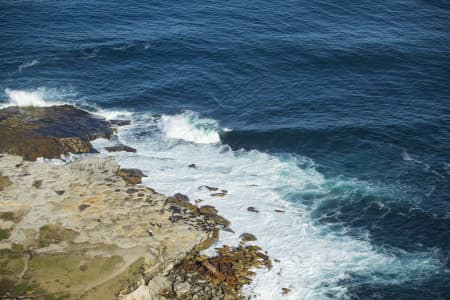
(0, 105, 270, 299)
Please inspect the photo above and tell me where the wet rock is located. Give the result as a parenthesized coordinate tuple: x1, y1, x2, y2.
(116, 168, 146, 184)
(55, 190, 65, 195)
(282, 287, 292, 295)
(223, 227, 235, 234)
(0, 105, 113, 160)
(188, 163, 197, 169)
(166, 193, 190, 206)
(105, 144, 137, 153)
(198, 185, 219, 192)
(274, 209, 285, 213)
(198, 205, 218, 215)
(211, 192, 227, 197)
(240, 233, 257, 242)
(109, 119, 131, 126)
(247, 207, 259, 213)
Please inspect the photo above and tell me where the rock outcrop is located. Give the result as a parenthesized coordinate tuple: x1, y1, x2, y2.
(0, 104, 270, 300)
(0, 155, 221, 299)
(0, 105, 113, 160)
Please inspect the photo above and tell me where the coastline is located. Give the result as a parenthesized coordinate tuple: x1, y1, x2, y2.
(0, 105, 271, 299)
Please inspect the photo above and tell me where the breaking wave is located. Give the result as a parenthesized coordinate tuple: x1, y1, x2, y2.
(88, 109, 443, 299)
(3, 88, 63, 107)
(158, 111, 222, 144)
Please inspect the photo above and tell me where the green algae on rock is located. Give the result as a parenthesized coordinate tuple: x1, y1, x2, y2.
(0, 105, 113, 160)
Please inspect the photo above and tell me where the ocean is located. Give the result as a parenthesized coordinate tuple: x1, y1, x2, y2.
(1, 0, 450, 298)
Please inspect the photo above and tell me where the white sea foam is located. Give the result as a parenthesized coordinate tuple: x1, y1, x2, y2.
(90, 111, 442, 299)
(3, 88, 65, 107)
(158, 111, 222, 144)
(18, 59, 39, 72)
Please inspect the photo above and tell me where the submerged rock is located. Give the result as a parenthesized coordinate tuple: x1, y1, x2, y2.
(247, 206, 259, 213)
(198, 185, 219, 192)
(0, 105, 113, 160)
(109, 119, 131, 126)
(105, 144, 137, 153)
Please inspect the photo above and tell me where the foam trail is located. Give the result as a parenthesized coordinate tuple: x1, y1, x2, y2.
(158, 111, 222, 144)
(90, 111, 442, 299)
(18, 59, 39, 72)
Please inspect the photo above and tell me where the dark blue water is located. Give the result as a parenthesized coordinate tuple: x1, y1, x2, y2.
(1, 0, 450, 298)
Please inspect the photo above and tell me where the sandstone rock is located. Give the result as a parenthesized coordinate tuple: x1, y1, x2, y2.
(116, 168, 146, 184)
(122, 284, 150, 300)
(0, 155, 218, 299)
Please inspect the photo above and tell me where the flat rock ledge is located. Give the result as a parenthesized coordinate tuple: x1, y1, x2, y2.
(0, 105, 114, 161)
(0, 155, 224, 299)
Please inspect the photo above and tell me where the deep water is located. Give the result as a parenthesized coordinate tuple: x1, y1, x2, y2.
(1, 0, 450, 299)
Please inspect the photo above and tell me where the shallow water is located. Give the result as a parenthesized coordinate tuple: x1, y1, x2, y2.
(1, 0, 450, 298)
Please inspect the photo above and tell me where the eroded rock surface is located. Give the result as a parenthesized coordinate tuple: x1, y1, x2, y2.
(0, 105, 113, 160)
(0, 155, 220, 299)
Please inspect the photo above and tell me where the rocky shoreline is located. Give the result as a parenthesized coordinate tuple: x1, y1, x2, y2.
(0, 105, 271, 299)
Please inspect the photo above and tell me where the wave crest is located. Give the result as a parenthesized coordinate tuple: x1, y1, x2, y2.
(158, 111, 222, 144)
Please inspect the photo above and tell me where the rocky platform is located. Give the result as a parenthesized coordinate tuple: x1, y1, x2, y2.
(0, 155, 224, 299)
(0, 105, 271, 299)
